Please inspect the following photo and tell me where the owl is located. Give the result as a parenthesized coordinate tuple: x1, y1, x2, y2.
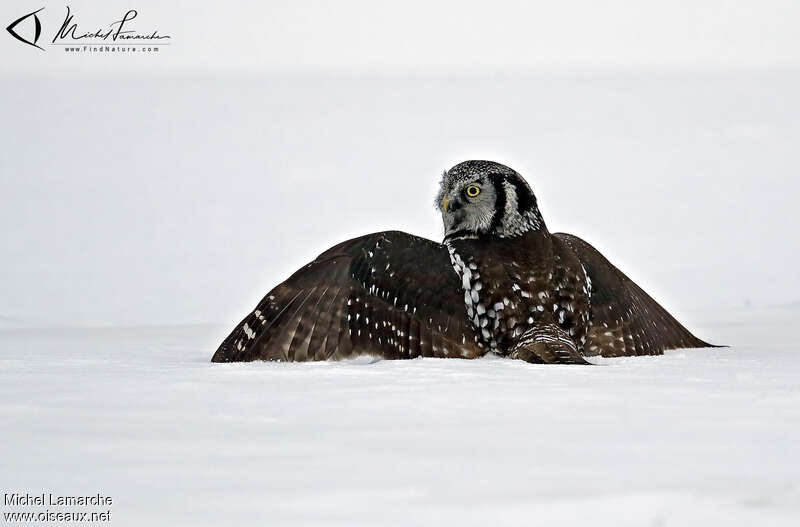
(212, 160, 714, 364)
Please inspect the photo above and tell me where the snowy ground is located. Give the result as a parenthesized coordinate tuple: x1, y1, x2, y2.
(1, 307, 798, 526)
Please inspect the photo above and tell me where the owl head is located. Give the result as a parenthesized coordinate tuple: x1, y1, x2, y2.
(436, 160, 545, 242)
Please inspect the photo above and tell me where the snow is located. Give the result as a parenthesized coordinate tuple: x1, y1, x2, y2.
(3, 5, 799, 523)
(2, 307, 798, 526)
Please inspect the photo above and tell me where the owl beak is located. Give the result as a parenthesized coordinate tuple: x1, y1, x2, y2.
(443, 197, 450, 212)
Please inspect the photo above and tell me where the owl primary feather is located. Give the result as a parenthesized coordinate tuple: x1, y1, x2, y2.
(212, 160, 714, 365)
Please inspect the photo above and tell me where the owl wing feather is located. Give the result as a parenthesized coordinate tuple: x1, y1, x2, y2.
(555, 233, 715, 357)
(211, 231, 483, 362)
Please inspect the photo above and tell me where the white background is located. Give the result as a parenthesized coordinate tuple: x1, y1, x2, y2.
(1, 0, 798, 328)
(1, 2, 799, 526)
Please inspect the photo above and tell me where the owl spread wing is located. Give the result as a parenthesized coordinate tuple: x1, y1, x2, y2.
(555, 233, 715, 357)
(211, 231, 483, 362)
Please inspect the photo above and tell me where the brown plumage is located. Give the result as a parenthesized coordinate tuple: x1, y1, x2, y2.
(556, 233, 712, 356)
(213, 232, 479, 362)
(212, 161, 715, 364)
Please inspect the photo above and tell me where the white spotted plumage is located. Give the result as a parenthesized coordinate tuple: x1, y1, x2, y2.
(213, 160, 713, 364)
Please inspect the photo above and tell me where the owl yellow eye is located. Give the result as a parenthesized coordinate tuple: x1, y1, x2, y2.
(465, 185, 481, 197)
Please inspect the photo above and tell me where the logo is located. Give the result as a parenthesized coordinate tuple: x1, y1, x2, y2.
(6, 7, 44, 50)
(6, 5, 171, 53)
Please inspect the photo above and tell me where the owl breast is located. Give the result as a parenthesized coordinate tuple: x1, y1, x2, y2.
(447, 233, 592, 354)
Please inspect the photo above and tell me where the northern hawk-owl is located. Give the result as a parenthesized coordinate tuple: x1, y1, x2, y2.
(212, 160, 714, 364)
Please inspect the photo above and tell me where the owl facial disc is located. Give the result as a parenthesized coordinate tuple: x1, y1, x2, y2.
(437, 160, 545, 242)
